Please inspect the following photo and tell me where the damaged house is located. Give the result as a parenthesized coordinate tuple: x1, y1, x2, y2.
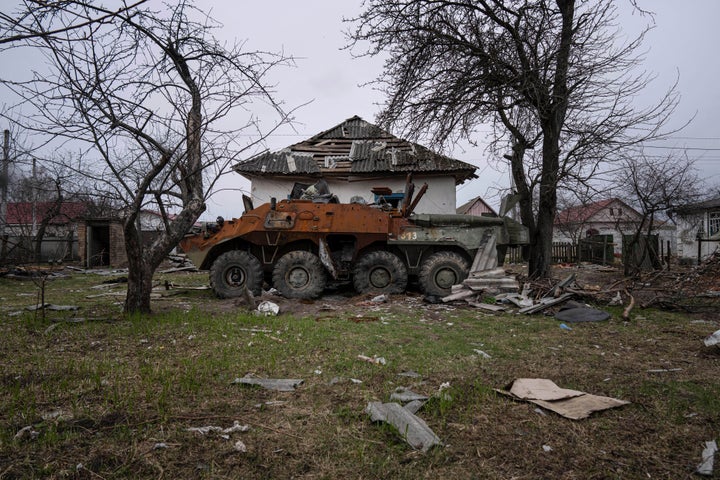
(233, 116, 477, 214)
(670, 196, 720, 261)
(554, 198, 675, 264)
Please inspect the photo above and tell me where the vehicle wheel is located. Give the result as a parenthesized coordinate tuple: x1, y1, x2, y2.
(272, 251, 327, 299)
(418, 251, 470, 297)
(352, 250, 408, 294)
(210, 250, 264, 298)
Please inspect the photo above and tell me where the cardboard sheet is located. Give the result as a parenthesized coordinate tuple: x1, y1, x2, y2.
(499, 378, 630, 420)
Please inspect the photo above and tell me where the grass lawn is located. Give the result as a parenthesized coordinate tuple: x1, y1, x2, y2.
(0, 269, 718, 479)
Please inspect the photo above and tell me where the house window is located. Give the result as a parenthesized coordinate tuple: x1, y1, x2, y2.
(709, 211, 720, 236)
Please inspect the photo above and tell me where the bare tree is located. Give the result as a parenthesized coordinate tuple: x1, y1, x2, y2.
(348, 0, 680, 278)
(1, 1, 292, 313)
(613, 151, 701, 276)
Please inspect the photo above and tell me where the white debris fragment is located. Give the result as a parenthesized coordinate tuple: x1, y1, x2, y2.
(371, 294, 387, 303)
(350, 378, 363, 384)
(703, 329, 720, 348)
(542, 445, 553, 452)
(608, 291, 623, 306)
(696, 440, 717, 476)
(14, 426, 39, 441)
(234, 440, 247, 453)
(358, 354, 386, 365)
(187, 421, 249, 436)
(232, 377, 304, 391)
(153, 442, 168, 450)
(473, 349, 491, 359)
(41, 409, 70, 421)
(256, 301, 280, 316)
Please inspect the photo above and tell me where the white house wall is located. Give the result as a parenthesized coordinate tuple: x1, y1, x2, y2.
(674, 213, 720, 260)
(249, 176, 458, 215)
(554, 223, 676, 257)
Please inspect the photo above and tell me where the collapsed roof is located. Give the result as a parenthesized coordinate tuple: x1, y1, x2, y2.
(233, 116, 477, 185)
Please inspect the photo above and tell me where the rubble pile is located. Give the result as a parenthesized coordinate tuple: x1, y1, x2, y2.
(672, 251, 720, 296)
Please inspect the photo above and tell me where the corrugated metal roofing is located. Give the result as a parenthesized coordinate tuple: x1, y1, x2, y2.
(238, 150, 320, 175)
(233, 116, 477, 183)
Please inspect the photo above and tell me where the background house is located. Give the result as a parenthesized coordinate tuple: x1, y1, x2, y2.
(1, 201, 87, 263)
(77, 210, 180, 268)
(554, 198, 675, 262)
(233, 116, 477, 214)
(457, 196, 497, 216)
(669, 196, 720, 261)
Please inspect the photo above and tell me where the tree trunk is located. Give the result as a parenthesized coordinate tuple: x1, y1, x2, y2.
(123, 219, 156, 314)
(529, 203, 555, 278)
(526, 0, 574, 279)
(125, 251, 154, 314)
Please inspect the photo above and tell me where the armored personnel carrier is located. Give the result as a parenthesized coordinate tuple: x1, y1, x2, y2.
(179, 183, 527, 299)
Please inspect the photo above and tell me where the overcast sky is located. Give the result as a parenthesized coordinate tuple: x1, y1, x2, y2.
(201, 0, 720, 220)
(2, 1, 720, 220)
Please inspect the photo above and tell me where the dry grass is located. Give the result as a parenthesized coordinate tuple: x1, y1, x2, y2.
(0, 268, 718, 479)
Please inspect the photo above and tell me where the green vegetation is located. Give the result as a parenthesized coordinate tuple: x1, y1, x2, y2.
(0, 270, 718, 479)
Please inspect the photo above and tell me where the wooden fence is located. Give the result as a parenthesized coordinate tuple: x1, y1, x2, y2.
(503, 242, 584, 265)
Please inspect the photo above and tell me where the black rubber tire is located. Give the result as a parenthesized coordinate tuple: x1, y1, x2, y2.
(210, 250, 264, 298)
(352, 250, 408, 294)
(418, 251, 470, 297)
(272, 251, 327, 299)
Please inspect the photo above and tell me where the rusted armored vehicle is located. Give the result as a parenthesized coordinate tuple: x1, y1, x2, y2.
(179, 184, 527, 299)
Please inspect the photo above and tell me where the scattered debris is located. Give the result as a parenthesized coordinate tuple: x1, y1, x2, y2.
(233, 440, 247, 453)
(403, 400, 425, 414)
(390, 387, 429, 403)
(186, 421, 250, 435)
(14, 426, 39, 441)
(559, 323, 572, 331)
(153, 442, 168, 450)
(25, 304, 80, 312)
(366, 402, 442, 452)
(542, 444, 553, 452)
(466, 301, 507, 312)
(371, 294, 388, 303)
(358, 354, 386, 365)
(704, 329, 720, 348)
(41, 409, 71, 421)
(497, 378, 630, 420)
(554, 301, 611, 323)
(256, 301, 279, 316)
(330, 376, 363, 385)
(397, 370, 422, 378)
(473, 349, 492, 358)
(231, 376, 303, 392)
(646, 368, 682, 373)
(159, 265, 197, 274)
(519, 293, 575, 315)
(696, 440, 717, 476)
(608, 291, 623, 306)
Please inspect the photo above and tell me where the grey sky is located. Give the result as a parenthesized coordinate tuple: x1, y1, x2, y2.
(2, 0, 719, 220)
(203, 0, 720, 220)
